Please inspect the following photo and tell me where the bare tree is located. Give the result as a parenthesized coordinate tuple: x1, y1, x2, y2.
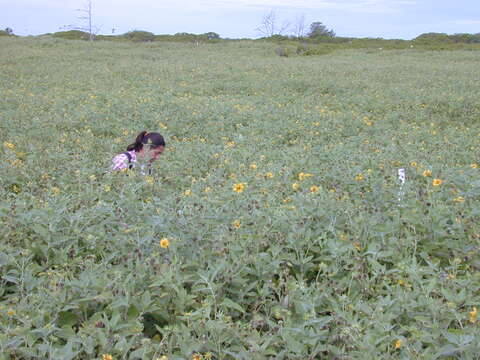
(61, 0, 100, 41)
(77, 0, 95, 41)
(279, 19, 291, 36)
(255, 9, 290, 37)
(255, 9, 276, 37)
(293, 14, 307, 38)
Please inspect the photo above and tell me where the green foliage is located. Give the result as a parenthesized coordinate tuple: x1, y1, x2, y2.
(1, 37, 480, 359)
(122, 30, 156, 42)
(29, 30, 480, 53)
(156, 32, 222, 43)
(308, 21, 335, 38)
(204, 32, 220, 40)
(51, 30, 91, 41)
(274, 46, 293, 57)
(415, 32, 480, 44)
(264, 34, 290, 41)
(273, 36, 480, 56)
(0, 28, 14, 37)
(294, 43, 336, 56)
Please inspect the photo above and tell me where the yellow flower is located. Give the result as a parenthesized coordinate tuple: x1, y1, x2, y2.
(3, 141, 15, 149)
(432, 178, 442, 186)
(41, 173, 50, 180)
(283, 197, 292, 203)
(7, 308, 15, 317)
(310, 185, 320, 193)
(156, 356, 168, 360)
(204, 353, 213, 360)
(394, 339, 403, 349)
(292, 183, 300, 190)
(453, 196, 465, 203)
(232, 183, 246, 193)
(354, 174, 364, 181)
(249, 163, 257, 170)
(159, 238, 170, 249)
(353, 242, 362, 251)
(422, 169, 432, 177)
(11, 184, 21, 194)
(103, 185, 111, 192)
(102, 355, 113, 360)
(184, 189, 192, 196)
(298, 172, 313, 181)
(204, 187, 212, 193)
(232, 220, 241, 229)
(226, 141, 235, 148)
(397, 279, 412, 288)
(470, 307, 478, 323)
(145, 176, 154, 185)
(51, 187, 61, 196)
(192, 354, 202, 360)
(89, 174, 97, 181)
(410, 161, 417, 167)
(471, 163, 478, 169)
(265, 172, 274, 179)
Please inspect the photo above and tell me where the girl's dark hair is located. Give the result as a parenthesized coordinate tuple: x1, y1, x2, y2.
(127, 131, 166, 152)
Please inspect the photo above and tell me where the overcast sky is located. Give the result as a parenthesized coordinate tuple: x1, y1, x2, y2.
(1, 0, 479, 39)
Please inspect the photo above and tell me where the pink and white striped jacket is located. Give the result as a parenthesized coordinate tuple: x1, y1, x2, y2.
(111, 150, 137, 171)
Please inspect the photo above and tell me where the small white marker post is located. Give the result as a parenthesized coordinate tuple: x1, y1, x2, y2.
(398, 168, 406, 205)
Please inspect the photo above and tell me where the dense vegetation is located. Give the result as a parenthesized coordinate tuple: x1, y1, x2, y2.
(39, 29, 480, 52)
(0, 37, 479, 359)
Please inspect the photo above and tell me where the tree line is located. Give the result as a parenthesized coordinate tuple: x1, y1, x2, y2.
(1, 4, 479, 45)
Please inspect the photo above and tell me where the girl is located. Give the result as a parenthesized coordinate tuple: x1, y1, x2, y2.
(111, 131, 165, 174)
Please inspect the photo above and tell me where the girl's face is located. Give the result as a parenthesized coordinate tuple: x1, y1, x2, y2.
(150, 146, 164, 161)
(139, 146, 164, 162)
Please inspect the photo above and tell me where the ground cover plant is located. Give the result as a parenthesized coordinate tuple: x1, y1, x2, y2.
(0, 37, 479, 359)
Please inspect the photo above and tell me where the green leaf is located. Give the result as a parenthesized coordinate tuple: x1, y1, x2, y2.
(57, 311, 79, 328)
(221, 298, 245, 313)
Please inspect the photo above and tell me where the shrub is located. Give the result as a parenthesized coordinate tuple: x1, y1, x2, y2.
(296, 44, 335, 56)
(308, 21, 335, 38)
(122, 30, 155, 42)
(52, 30, 91, 40)
(274, 46, 291, 57)
(414, 32, 451, 42)
(414, 32, 480, 45)
(204, 32, 220, 40)
(0, 27, 14, 37)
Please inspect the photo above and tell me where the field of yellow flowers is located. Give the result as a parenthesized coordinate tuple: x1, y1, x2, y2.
(1, 37, 479, 359)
